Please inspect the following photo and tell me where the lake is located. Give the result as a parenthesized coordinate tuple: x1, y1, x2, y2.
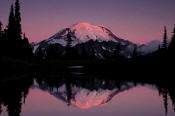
(0, 75, 174, 116)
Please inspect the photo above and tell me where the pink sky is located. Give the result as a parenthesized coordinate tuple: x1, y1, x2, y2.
(0, 0, 175, 44)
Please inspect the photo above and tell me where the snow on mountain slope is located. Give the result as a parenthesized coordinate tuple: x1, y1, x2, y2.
(138, 40, 161, 55)
(138, 39, 171, 55)
(44, 22, 126, 46)
(70, 22, 117, 42)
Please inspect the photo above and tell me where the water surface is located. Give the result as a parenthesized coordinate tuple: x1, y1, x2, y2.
(0, 77, 174, 116)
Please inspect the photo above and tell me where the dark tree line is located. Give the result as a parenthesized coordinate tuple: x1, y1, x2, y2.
(168, 25, 175, 57)
(157, 25, 175, 59)
(61, 25, 175, 60)
(0, 77, 33, 116)
(0, 0, 33, 59)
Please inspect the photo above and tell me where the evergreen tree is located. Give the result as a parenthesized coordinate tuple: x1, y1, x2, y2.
(6, 5, 18, 57)
(81, 44, 88, 59)
(65, 29, 73, 58)
(114, 43, 121, 58)
(22, 33, 33, 58)
(7, 5, 16, 41)
(22, 33, 30, 48)
(168, 25, 175, 57)
(157, 26, 169, 57)
(132, 46, 138, 58)
(15, 0, 22, 40)
(158, 44, 161, 50)
(162, 26, 168, 50)
(4, 1, 33, 58)
(66, 29, 73, 48)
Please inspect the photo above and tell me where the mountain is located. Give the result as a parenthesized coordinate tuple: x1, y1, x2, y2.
(137, 39, 171, 55)
(137, 40, 161, 55)
(39, 22, 130, 46)
(33, 22, 136, 58)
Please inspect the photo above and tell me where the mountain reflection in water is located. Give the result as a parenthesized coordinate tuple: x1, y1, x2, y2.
(33, 78, 134, 109)
(0, 76, 175, 116)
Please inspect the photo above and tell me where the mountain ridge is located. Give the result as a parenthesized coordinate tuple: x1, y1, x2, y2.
(32, 22, 162, 58)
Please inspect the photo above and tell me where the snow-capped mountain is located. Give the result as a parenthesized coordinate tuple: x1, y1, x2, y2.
(33, 22, 136, 58)
(41, 22, 129, 47)
(33, 79, 134, 109)
(32, 22, 166, 58)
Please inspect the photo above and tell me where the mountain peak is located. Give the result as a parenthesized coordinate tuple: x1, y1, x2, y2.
(73, 22, 92, 26)
(71, 22, 105, 30)
(68, 22, 119, 43)
(71, 22, 103, 31)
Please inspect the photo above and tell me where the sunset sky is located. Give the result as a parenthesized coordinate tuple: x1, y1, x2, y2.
(0, 0, 175, 44)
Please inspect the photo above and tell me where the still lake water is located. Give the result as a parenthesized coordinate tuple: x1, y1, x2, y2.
(0, 75, 175, 116)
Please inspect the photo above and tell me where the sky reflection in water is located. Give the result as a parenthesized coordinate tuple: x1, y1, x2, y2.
(0, 78, 175, 116)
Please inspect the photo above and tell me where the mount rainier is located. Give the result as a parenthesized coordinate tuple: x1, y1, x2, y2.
(32, 22, 160, 58)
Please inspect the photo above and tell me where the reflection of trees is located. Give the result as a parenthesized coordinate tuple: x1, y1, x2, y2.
(0, 77, 33, 116)
(0, 74, 171, 116)
(35, 76, 130, 93)
(158, 87, 168, 116)
(157, 83, 175, 115)
(0, 103, 2, 114)
(65, 78, 72, 106)
(36, 76, 175, 114)
(168, 88, 175, 111)
(35, 76, 135, 107)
